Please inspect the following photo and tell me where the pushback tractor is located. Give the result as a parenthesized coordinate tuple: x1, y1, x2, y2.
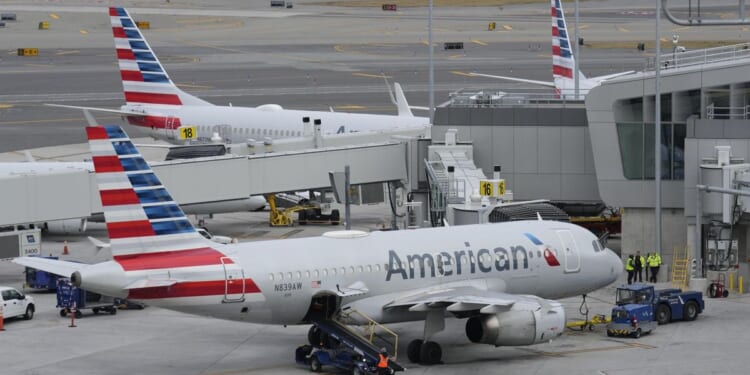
(607, 283, 704, 338)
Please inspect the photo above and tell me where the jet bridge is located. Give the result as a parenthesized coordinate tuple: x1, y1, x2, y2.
(425, 129, 568, 226)
(0, 134, 416, 227)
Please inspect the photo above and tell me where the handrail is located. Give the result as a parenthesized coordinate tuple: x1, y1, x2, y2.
(663, 0, 750, 26)
(339, 308, 399, 360)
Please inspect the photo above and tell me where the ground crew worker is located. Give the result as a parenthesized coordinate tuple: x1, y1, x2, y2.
(644, 253, 651, 281)
(648, 252, 662, 282)
(634, 251, 645, 282)
(377, 347, 390, 375)
(626, 254, 635, 285)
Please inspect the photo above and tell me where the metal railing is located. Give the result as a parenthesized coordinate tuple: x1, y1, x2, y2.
(705, 103, 750, 119)
(339, 308, 399, 360)
(650, 42, 750, 72)
(447, 88, 584, 108)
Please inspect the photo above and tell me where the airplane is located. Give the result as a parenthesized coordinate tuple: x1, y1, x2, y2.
(469, 0, 634, 99)
(48, 7, 429, 145)
(15, 124, 622, 366)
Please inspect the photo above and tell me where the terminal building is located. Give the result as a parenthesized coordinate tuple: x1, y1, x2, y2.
(433, 43, 750, 286)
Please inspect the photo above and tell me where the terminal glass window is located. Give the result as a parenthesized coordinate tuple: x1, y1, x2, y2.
(616, 122, 685, 180)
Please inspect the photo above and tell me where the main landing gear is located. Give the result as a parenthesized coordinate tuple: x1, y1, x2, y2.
(406, 308, 445, 365)
(406, 339, 442, 364)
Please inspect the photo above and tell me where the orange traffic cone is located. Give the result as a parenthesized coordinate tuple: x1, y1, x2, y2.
(62, 241, 69, 256)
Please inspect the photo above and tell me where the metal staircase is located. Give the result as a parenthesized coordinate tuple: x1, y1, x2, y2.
(308, 309, 405, 372)
(671, 245, 691, 288)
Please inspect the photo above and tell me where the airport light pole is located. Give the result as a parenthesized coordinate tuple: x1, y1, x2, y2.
(672, 34, 679, 68)
(655, 0, 663, 257)
(428, 0, 435, 123)
(574, 0, 579, 99)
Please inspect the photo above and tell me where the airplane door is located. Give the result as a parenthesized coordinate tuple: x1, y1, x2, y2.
(164, 116, 179, 141)
(221, 257, 246, 303)
(555, 230, 581, 273)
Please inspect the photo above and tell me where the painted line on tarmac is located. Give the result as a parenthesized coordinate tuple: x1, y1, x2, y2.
(0, 104, 14, 109)
(503, 24, 513, 31)
(49, 13, 59, 20)
(56, 50, 80, 56)
(518, 341, 656, 357)
(79, 30, 88, 35)
(471, 39, 488, 46)
(279, 229, 304, 239)
(352, 72, 392, 79)
(450, 71, 473, 77)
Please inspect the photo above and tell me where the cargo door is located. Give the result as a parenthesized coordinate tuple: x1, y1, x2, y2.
(221, 257, 245, 303)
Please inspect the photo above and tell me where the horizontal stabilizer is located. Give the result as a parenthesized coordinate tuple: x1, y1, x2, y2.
(13, 256, 88, 278)
(469, 72, 556, 88)
(45, 103, 145, 117)
(591, 70, 635, 83)
(87, 236, 111, 250)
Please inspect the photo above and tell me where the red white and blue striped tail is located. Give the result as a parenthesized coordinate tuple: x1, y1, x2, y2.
(550, 0, 585, 81)
(86, 125, 210, 257)
(109, 7, 211, 107)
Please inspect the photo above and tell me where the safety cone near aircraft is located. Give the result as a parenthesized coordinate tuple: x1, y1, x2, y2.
(16, 125, 621, 366)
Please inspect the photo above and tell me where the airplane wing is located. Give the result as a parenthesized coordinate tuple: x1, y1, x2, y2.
(469, 73, 556, 88)
(13, 256, 89, 278)
(591, 71, 635, 83)
(384, 285, 554, 315)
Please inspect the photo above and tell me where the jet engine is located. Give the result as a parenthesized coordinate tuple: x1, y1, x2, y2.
(45, 218, 87, 234)
(465, 301, 565, 346)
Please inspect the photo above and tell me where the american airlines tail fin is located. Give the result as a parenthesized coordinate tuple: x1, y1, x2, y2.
(550, 0, 582, 88)
(86, 124, 211, 259)
(109, 7, 212, 107)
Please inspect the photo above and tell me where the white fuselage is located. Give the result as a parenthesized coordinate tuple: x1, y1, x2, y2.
(99, 221, 621, 326)
(122, 104, 430, 144)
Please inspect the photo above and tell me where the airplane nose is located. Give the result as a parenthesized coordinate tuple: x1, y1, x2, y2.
(606, 248, 623, 282)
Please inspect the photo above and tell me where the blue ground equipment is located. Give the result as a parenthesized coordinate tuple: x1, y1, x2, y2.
(56, 278, 117, 318)
(607, 283, 704, 338)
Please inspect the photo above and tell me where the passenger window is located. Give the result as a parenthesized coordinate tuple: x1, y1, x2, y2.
(314, 270, 319, 278)
(323, 269, 328, 277)
(349, 266, 355, 274)
(277, 273, 283, 281)
(367, 265, 372, 272)
(305, 270, 311, 278)
(375, 264, 380, 272)
(358, 266, 363, 273)
(296, 271, 302, 279)
(269, 274, 274, 281)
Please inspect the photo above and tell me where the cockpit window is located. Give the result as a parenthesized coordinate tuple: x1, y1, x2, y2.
(592, 240, 601, 252)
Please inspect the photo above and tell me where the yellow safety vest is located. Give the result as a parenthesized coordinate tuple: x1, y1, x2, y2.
(648, 254, 661, 267)
(625, 258, 634, 271)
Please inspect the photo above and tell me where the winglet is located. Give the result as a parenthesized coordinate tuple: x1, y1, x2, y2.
(394, 83, 414, 117)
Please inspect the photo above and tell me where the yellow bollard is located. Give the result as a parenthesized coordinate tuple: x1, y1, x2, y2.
(730, 273, 735, 292)
(740, 276, 744, 295)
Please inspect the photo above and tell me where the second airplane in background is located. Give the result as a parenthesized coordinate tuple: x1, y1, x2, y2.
(51, 7, 429, 144)
(470, 0, 634, 99)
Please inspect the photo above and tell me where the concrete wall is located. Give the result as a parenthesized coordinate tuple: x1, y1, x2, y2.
(433, 105, 600, 203)
(621, 207, 687, 281)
